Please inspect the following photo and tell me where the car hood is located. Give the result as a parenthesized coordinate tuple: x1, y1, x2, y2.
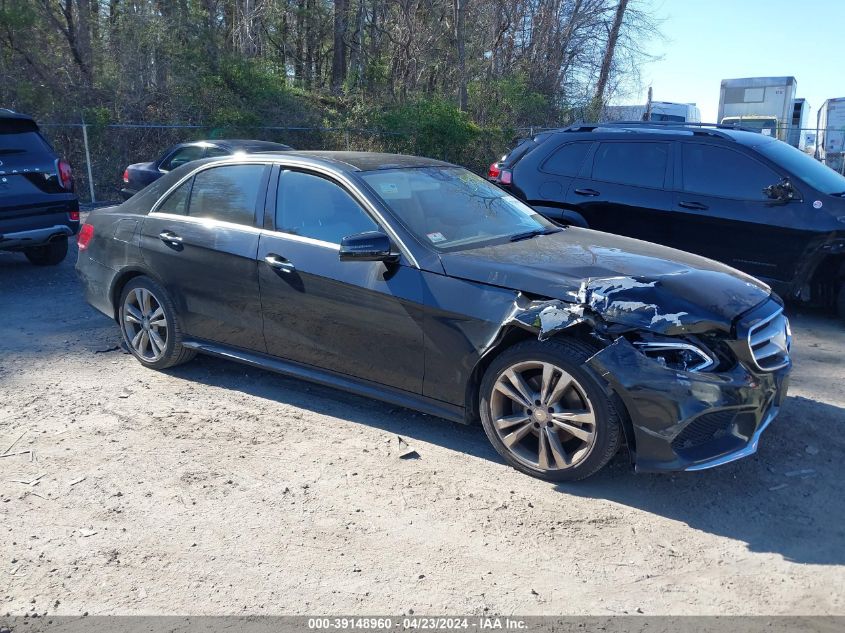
(438, 227, 773, 335)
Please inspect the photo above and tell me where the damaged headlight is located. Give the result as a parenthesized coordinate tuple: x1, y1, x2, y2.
(633, 341, 716, 372)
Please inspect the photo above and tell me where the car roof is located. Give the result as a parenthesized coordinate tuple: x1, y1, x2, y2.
(288, 151, 453, 171)
(179, 139, 292, 151)
(193, 150, 455, 172)
(545, 122, 770, 146)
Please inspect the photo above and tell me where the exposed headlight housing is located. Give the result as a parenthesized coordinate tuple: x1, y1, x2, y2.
(633, 341, 716, 372)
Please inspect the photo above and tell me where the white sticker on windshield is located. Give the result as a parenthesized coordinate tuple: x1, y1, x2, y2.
(427, 232, 447, 243)
(379, 183, 399, 195)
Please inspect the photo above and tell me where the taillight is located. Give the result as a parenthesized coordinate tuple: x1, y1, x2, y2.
(122, 168, 129, 184)
(488, 162, 501, 180)
(68, 210, 80, 221)
(58, 160, 73, 190)
(77, 224, 94, 250)
(499, 169, 513, 185)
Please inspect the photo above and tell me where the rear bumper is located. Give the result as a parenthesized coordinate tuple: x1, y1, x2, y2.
(119, 188, 137, 200)
(75, 252, 118, 319)
(588, 336, 790, 473)
(0, 223, 77, 250)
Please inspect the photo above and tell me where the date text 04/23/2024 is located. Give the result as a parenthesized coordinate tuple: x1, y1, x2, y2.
(307, 617, 528, 630)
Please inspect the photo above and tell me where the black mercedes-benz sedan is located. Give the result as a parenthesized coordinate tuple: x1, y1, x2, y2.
(76, 151, 791, 481)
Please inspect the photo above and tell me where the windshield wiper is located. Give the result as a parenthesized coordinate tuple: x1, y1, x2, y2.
(831, 191, 845, 198)
(509, 228, 561, 242)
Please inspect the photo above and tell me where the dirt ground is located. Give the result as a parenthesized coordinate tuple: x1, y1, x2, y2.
(1, 242, 844, 617)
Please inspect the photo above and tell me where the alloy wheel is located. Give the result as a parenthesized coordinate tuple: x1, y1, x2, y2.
(490, 360, 597, 471)
(122, 287, 168, 362)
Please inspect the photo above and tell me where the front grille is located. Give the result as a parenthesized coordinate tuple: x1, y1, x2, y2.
(672, 410, 736, 451)
(747, 308, 791, 371)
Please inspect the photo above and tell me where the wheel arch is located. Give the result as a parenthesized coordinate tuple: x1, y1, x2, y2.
(108, 266, 161, 321)
(464, 325, 637, 458)
(807, 251, 845, 307)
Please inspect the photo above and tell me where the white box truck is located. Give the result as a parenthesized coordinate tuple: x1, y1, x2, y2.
(816, 98, 845, 173)
(718, 76, 797, 141)
(788, 98, 810, 150)
(603, 101, 701, 123)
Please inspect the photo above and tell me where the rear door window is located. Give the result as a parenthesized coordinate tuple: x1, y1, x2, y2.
(187, 164, 265, 226)
(591, 141, 669, 188)
(682, 144, 780, 200)
(204, 146, 230, 159)
(156, 180, 192, 215)
(160, 146, 204, 171)
(541, 142, 592, 176)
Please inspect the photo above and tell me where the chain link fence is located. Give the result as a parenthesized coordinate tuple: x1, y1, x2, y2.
(38, 123, 526, 204)
(38, 121, 844, 204)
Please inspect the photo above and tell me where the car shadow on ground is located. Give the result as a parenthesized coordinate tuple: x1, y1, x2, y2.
(163, 353, 503, 463)
(557, 395, 845, 566)
(166, 354, 844, 566)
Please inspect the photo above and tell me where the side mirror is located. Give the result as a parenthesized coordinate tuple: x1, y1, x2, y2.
(339, 231, 399, 263)
(764, 178, 796, 202)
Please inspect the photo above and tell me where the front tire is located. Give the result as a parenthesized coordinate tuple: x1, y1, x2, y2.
(24, 236, 68, 266)
(479, 337, 622, 482)
(119, 276, 196, 370)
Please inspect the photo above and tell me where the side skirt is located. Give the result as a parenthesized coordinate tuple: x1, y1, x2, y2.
(182, 338, 467, 424)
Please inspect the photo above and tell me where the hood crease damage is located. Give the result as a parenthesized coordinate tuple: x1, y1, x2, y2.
(508, 275, 731, 340)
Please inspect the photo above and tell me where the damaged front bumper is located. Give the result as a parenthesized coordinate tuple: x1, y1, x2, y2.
(588, 336, 789, 473)
(505, 281, 790, 473)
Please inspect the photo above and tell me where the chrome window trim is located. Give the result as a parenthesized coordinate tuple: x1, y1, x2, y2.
(149, 212, 341, 251)
(147, 212, 263, 235)
(260, 230, 340, 251)
(149, 157, 419, 268)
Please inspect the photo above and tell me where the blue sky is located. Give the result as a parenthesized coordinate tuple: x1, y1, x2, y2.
(621, 0, 843, 126)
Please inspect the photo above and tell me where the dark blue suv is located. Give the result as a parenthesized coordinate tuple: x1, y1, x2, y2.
(0, 109, 79, 265)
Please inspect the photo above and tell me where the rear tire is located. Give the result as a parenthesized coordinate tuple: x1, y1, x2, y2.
(118, 276, 196, 370)
(479, 337, 622, 482)
(24, 236, 68, 266)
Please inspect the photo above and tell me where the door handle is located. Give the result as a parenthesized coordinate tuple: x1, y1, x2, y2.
(158, 231, 183, 245)
(264, 253, 296, 273)
(678, 201, 709, 211)
(574, 188, 600, 197)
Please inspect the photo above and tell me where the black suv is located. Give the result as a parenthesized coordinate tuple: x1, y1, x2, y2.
(0, 109, 79, 265)
(490, 123, 845, 318)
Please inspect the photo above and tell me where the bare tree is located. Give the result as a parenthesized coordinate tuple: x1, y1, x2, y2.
(592, 0, 629, 114)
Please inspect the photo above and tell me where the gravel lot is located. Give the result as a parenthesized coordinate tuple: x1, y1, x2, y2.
(1, 242, 844, 616)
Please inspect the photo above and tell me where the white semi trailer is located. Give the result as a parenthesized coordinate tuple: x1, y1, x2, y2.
(718, 76, 797, 142)
(816, 98, 845, 173)
(788, 98, 810, 150)
(602, 101, 701, 123)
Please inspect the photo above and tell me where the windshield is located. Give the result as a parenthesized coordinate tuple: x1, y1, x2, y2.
(756, 139, 845, 195)
(360, 166, 557, 252)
